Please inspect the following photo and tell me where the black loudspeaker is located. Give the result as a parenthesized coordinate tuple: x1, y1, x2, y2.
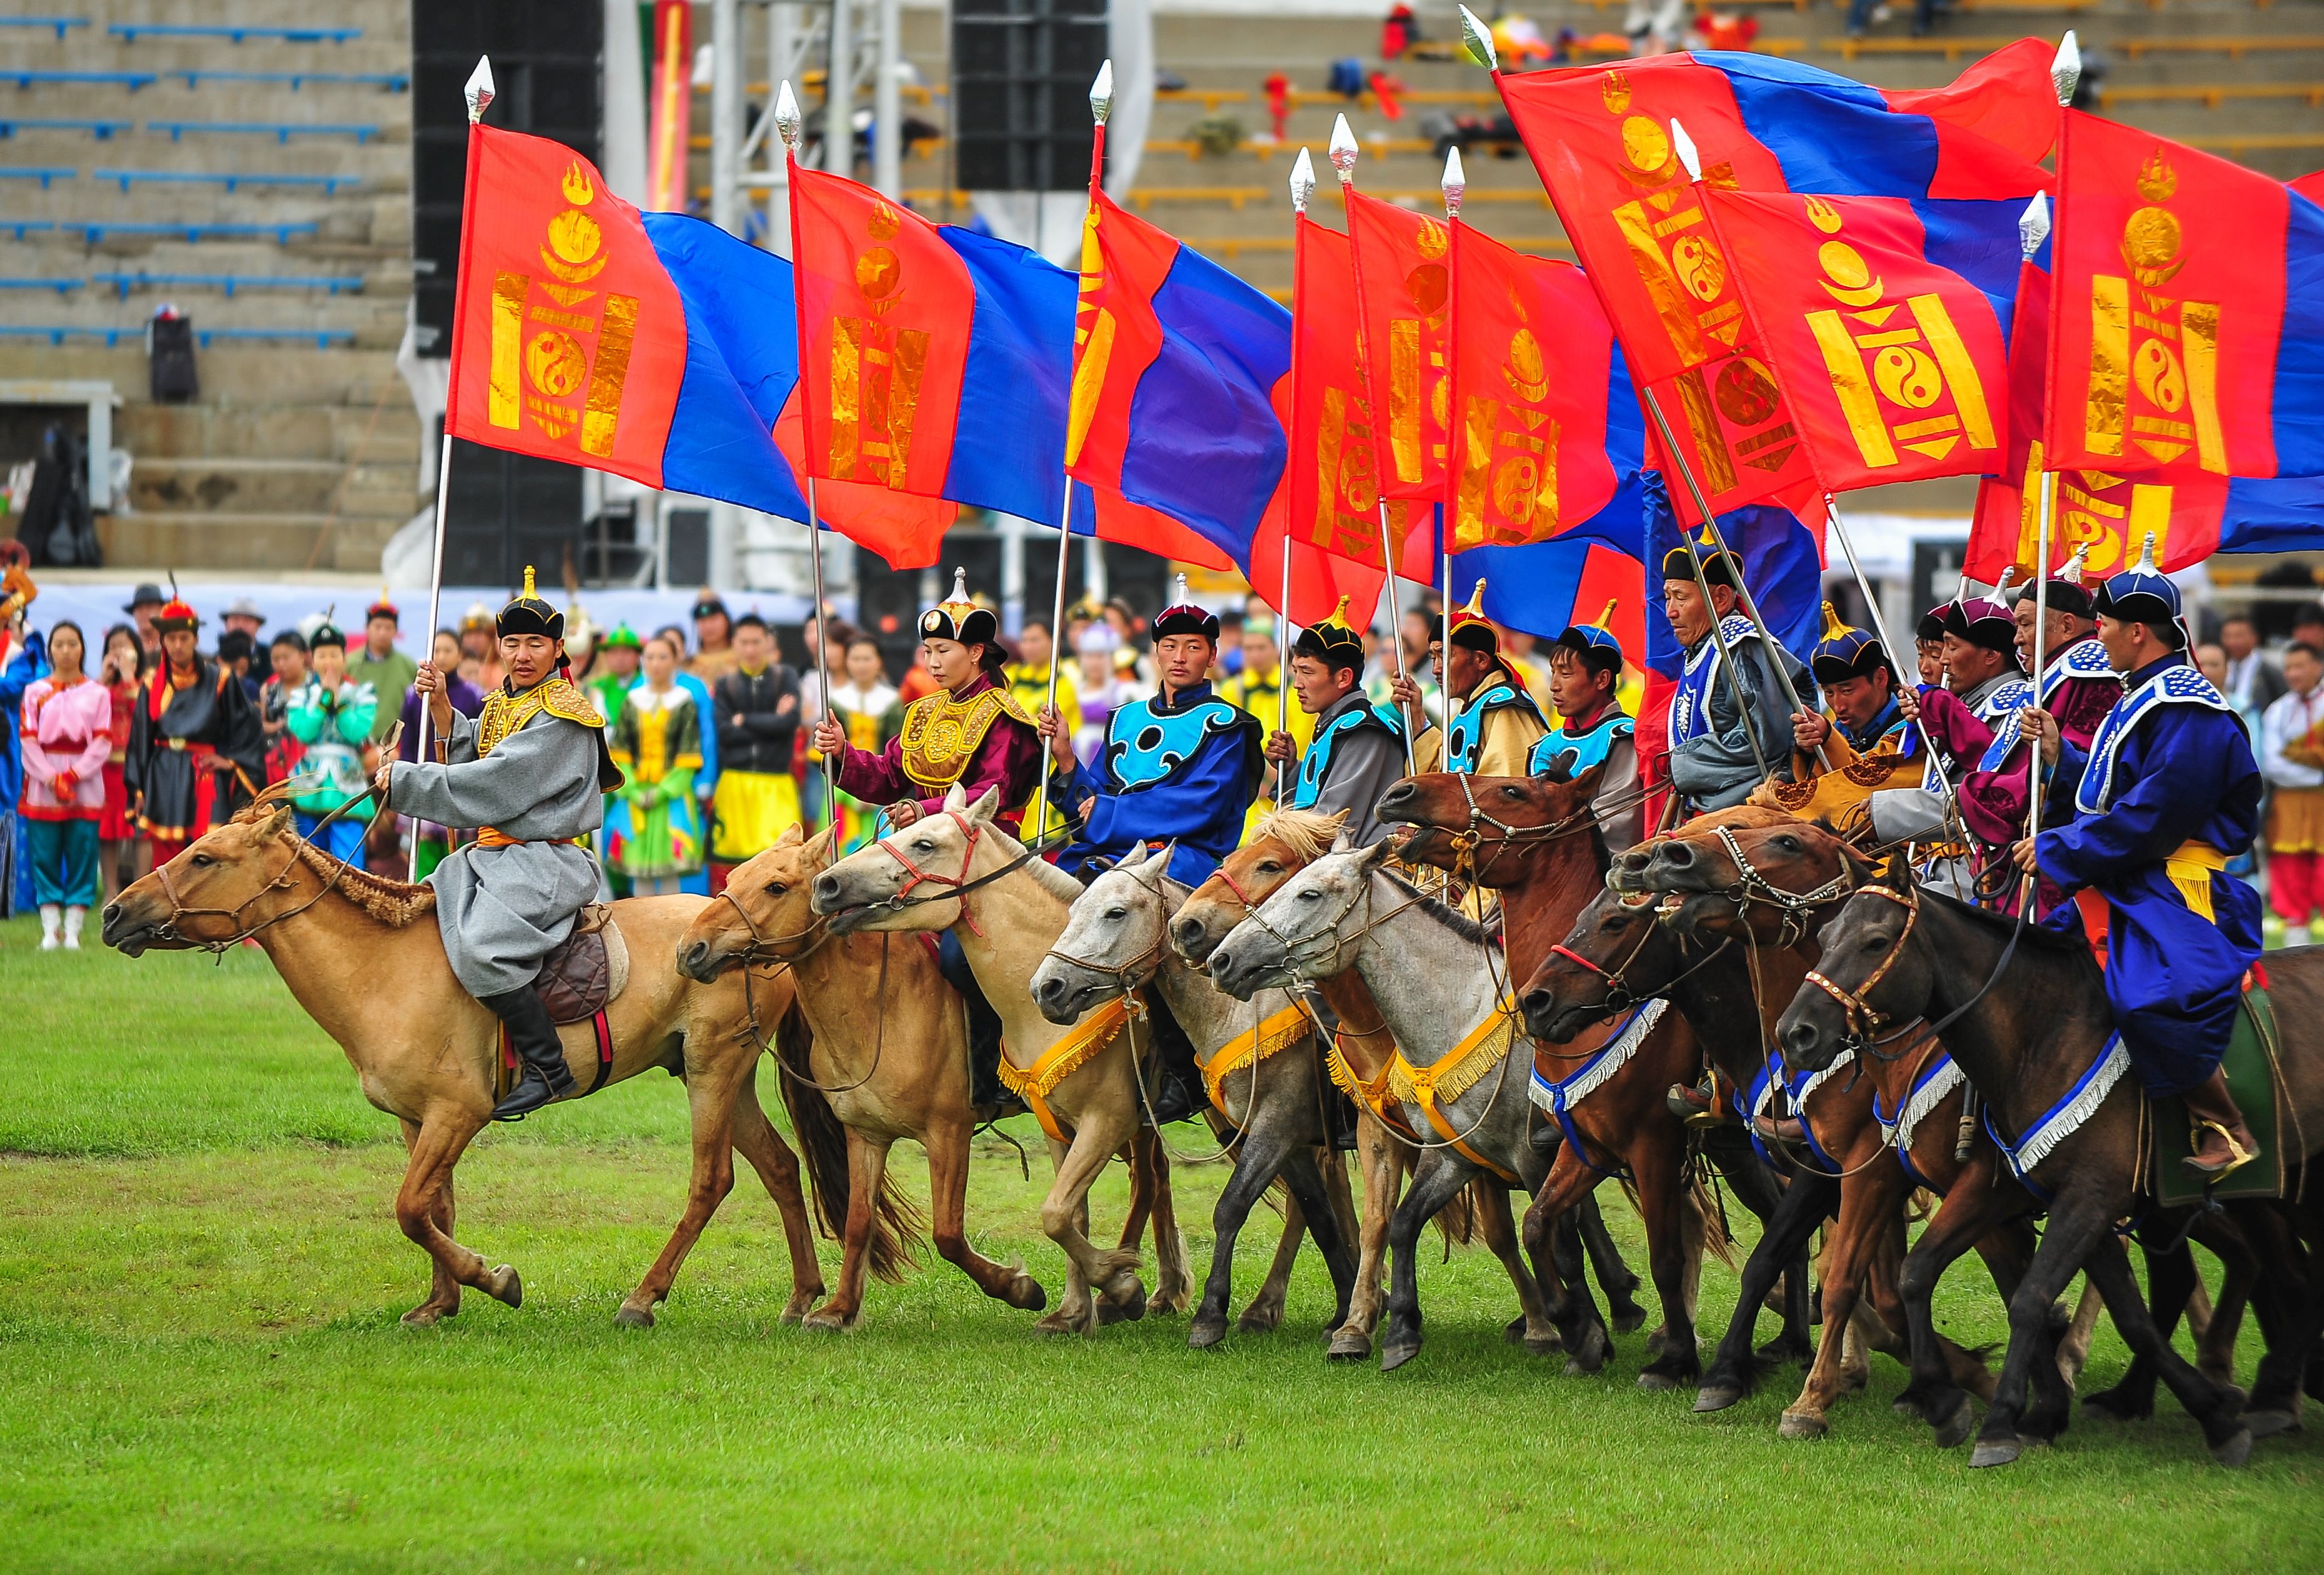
(412, 2, 605, 589)
(951, 0, 1108, 192)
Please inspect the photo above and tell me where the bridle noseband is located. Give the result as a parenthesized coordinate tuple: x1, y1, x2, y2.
(1800, 884, 1921, 1041)
(844, 809, 1041, 937)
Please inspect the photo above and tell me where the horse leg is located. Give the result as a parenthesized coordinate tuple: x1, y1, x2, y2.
(1035, 1125, 1142, 1335)
(1576, 1192, 1646, 1335)
(1280, 1145, 1358, 1335)
(617, 1049, 751, 1328)
(922, 1117, 1046, 1313)
(1035, 1137, 1093, 1334)
(1634, 1128, 1703, 1393)
(2242, 1192, 2323, 1435)
(1896, 1167, 2024, 1447)
(1192, 1129, 1295, 1349)
(726, 1073, 828, 1322)
(1712, 1141, 1814, 1362)
(1781, 1169, 1906, 1438)
(1141, 1132, 1192, 1318)
(1972, 1199, 2113, 1467)
(1331, 1114, 1403, 1361)
(2078, 1227, 2256, 1466)
(2056, 1278, 2107, 1386)
(1523, 1154, 1611, 1373)
(397, 1118, 464, 1324)
(2082, 1233, 2197, 1423)
(392, 1112, 515, 1323)
(1698, 1166, 1834, 1413)
(1481, 1179, 1561, 1359)
(801, 1131, 892, 1331)
(1378, 1152, 1477, 1373)
(1240, 1188, 1305, 1336)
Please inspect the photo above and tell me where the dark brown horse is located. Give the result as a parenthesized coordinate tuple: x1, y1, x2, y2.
(1376, 775, 1804, 1388)
(1776, 868, 2324, 1465)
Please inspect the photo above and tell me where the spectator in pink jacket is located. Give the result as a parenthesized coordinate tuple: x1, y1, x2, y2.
(21, 621, 112, 950)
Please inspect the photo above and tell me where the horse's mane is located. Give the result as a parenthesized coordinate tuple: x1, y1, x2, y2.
(1912, 882, 2096, 960)
(1251, 807, 1344, 865)
(1378, 866, 1495, 946)
(1017, 844, 1085, 903)
(230, 787, 437, 927)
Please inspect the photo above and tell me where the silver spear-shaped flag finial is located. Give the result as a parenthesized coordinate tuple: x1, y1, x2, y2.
(2052, 30, 2082, 106)
(774, 80, 803, 153)
(1328, 113, 1359, 185)
(464, 57, 495, 125)
(1289, 147, 1316, 214)
(1441, 145, 1466, 220)
(1090, 60, 1114, 126)
(2018, 192, 2051, 261)
(1670, 117, 1703, 182)
(1458, 6, 1499, 71)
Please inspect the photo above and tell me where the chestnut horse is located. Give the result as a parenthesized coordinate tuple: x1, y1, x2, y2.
(677, 824, 1049, 1330)
(102, 794, 833, 1326)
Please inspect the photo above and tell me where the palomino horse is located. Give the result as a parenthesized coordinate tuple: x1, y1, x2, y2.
(1528, 822, 2035, 1438)
(1032, 842, 1358, 1348)
(1169, 809, 1621, 1363)
(1211, 837, 1601, 1373)
(1778, 870, 2324, 1466)
(102, 795, 834, 1326)
(677, 824, 1050, 1329)
(1377, 776, 1802, 1389)
(811, 784, 1194, 1334)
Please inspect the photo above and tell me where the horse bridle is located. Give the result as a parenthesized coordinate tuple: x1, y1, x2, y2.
(1425, 772, 1609, 886)
(709, 882, 831, 966)
(1799, 883, 1920, 1040)
(1698, 822, 1856, 948)
(1549, 902, 1734, 1018)
(146, 806, 363, 955)
(844, 809, 1041, 937)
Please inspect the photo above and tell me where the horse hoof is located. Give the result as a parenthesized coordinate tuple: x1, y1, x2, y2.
(1189, 1318, 1229, 1350)
(1523, 1331, 1563, 1358)
(1006, 1275, 1049, 1313)
(1638, 1370, 1683, 1393)
(1695, 1385, 1744, 1414)
(1932, 1395, 1977, 1449)
(400, 1305, 449, 1328)
(1564, 1330, 1610, 1378)
(1969, 1437, 2022, 1469)
(2244, 1410, 2299, 1441)
(1779, 1410, 1829, 1440)
(1327, 1330, 1372, 1363)
(1380, 1340, 1421, 1373)
(2080, 1390, 2152, 1424)
(801, 1307, 856, 1332)
(613, 1303, 655, 1330)
(1504, 1315, 1527, 1344)
(2211, 1428, 2254, 1468)
(1033, 1310, 1084, 1336)
(1611, 1303, 1649, 1335)
(1237, 1303, 1285, 1334)
(1097, 1284, 1147, 1326)
(483, 1265, 522, 1310)
(1756, 1335, 1812, 1366)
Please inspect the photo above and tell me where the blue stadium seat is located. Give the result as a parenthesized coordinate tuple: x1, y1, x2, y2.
(0, 219, 57, 239)
(145, 121, 383, 146)
(0, 117, 132, 140)
(91, 270, 365, 300)
(0, 167, 76, 189)
(196, 327, 357, 347)
(169, 71, 408, 93)
(0, 323, 354, 347)
(1, 71, 159, 92)
(0, 277, 82, 294)
(95, 169, 362, 194)
(0, 19, 91, 42)
(111, 24, 363, 45)
(0, 325, 131, 346)
(63, 219, 319, 244)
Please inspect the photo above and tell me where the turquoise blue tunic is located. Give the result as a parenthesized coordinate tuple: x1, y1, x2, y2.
(1052, 681, 1262, 885)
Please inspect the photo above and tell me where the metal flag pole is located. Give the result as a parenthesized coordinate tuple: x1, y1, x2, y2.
(422, 56, 496, 774)
(2022, 44, 2080, 861)
(1440, 146, 1461, 768)
(775, 82, 839, 828)
(1327, 114, 1418, 774)
(1824, 492, 1958, 821)
(1275, 146, 1318, 806)
(1031, 61, 1112, 842)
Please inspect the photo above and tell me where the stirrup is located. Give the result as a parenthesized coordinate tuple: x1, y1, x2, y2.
(2182, 1119, 2256, 1180)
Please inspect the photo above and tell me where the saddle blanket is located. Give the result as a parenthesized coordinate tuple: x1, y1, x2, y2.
(2147, 975, 2287, 1209)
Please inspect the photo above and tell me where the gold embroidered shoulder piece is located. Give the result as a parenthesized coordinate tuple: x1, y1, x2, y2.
(897, 684, 1035, 792)
(477, 678, 606, 757)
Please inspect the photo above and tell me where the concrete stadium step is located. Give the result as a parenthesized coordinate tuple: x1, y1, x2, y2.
(99, 510, 410, 575)
(125, 455, 417, 518)
(0, 342, 405, 406)
(117, 400, 420, 465)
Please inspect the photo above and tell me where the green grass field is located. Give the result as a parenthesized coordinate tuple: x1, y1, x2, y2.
(0, 916, 2315, 1573)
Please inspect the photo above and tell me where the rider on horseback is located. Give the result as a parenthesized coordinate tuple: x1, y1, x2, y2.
(1535, 602, 1642, 851)
(1661, 526, 1809, 814)
(2010, 536, 2263, 1178)
(1263, 597, 1408, 845)
(375, 568, 624, 1122)
(809, 569, 1043, 1113)
(1389, 578, 1548, 778)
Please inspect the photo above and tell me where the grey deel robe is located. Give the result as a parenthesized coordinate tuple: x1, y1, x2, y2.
(1668, 633, 1815, 811)
(386, 706, 605, 997)
(1305, 689, 1410, 847)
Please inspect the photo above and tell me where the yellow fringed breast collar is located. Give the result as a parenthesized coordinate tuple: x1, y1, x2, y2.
(899, 684, 1034, 792)
(478, 677, 606, 758)
(997, 995, 1131, 1142)
(1386, 1000, 1523, 1183)
(1201, 1004, 1310, 1117)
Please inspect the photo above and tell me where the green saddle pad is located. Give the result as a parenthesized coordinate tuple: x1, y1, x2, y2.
(2149, 983, 2287, 1209)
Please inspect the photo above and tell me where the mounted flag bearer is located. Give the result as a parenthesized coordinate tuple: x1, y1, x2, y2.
(809, 569, 1043, 1113)
(1533, 601, 1642, 851)
(1265, 596, 1408, 846)
(1390, 579, 1548, 777)
(1753, 604, 1922, 828)
(375, 568, 625, 1122)
(1661, 526, 1810, 814)
(2012, 538, 2263, 1178)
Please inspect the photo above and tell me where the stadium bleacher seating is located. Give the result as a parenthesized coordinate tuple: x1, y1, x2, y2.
(147, 121, 384, 144)
(0, 168, 77, 189)
(0, 118, 132, 140)
(94, 169, 363, 194)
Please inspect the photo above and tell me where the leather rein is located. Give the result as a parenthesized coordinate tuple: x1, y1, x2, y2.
(144, 784, 378, 954)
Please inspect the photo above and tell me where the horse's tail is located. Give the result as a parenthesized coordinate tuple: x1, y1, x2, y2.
(1435, 1179, 1485, 1250)
(770, 997, 925, 1283)
(1686, 1168, 1737, 1271)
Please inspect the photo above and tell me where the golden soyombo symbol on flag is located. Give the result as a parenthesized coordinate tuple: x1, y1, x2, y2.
(488, 161, 643, 458)
(827, 200, 930, 491)
(2084, 152, 2225, 474)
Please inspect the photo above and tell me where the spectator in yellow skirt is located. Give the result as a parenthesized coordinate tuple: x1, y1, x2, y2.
(708, 612, 803, 890)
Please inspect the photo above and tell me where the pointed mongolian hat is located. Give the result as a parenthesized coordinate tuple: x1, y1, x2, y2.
(921, 566, 1000, 648)
(1293, 595, 1367, 668)
(1660, 523, 1743, 593)
(497, 565, 565, 640)
(2092, 533, 2187, 648)
(1152, 573, 1220, 642)
(1553, 598, 1626, 681)
(1810, 600, 1891, 686)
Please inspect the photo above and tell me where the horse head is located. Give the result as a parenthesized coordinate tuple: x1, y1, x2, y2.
(1518, 881, 1692, 1045)
(1031, 841, 1180, 1025)
(811, 783, 1004, 935)
(678, 822, 836, 981)
(1208, 836, 1397, 1000)
(1639, 810, 1869, 946)
(1775, 874, 1931, 1074)
(1373, 766, 1605, 889)
(102, 792, 305, 956)
(1170, 806, 1347, 967)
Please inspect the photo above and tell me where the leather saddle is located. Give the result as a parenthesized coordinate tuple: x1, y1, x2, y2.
(531, 903, 631, 1024)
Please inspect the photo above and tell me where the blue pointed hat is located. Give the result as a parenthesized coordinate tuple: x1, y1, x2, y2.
(1809, 601, 1890, 686)
(2092, 533, 2187, 648)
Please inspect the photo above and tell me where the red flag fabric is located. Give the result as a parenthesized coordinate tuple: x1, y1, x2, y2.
(1343, 187, 1452, 503)
(1700, 189, 2011, 492)
(1443, 225, 1623, 549)
(645, 0, 691, 212)
(2045, 111, 2286, 479)
(445, 127, 689, 485)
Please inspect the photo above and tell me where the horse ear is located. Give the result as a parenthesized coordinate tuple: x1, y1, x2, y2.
(1568, 759, 1605, 799)
(943, 782, 969, 812)
(965, 784, 1002, 824)
(1114, 841, 1148, 873)
(1323, 808, 1350, 834)
(1538, 755, 1572, 783)
(803, 822, 839, 862)
(258, 804, 295, 840)
(776, 822, 805, 849)
(1329, 830, 1354, 853)
(1353, 837, 1399, 871)
(1144, 841, 1178, 884)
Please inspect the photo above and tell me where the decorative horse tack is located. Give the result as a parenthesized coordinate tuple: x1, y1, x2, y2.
(1800, 884, 1921, 1039)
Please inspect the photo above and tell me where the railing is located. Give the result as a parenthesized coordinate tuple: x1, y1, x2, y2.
(0, 117, 132, 139)
(146, 121, 383, 144)
(109, 24, 362, 44)
(93, 169, 363, 194)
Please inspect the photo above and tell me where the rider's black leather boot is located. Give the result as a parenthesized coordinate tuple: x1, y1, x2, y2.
(485, 986, 575, 1121)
